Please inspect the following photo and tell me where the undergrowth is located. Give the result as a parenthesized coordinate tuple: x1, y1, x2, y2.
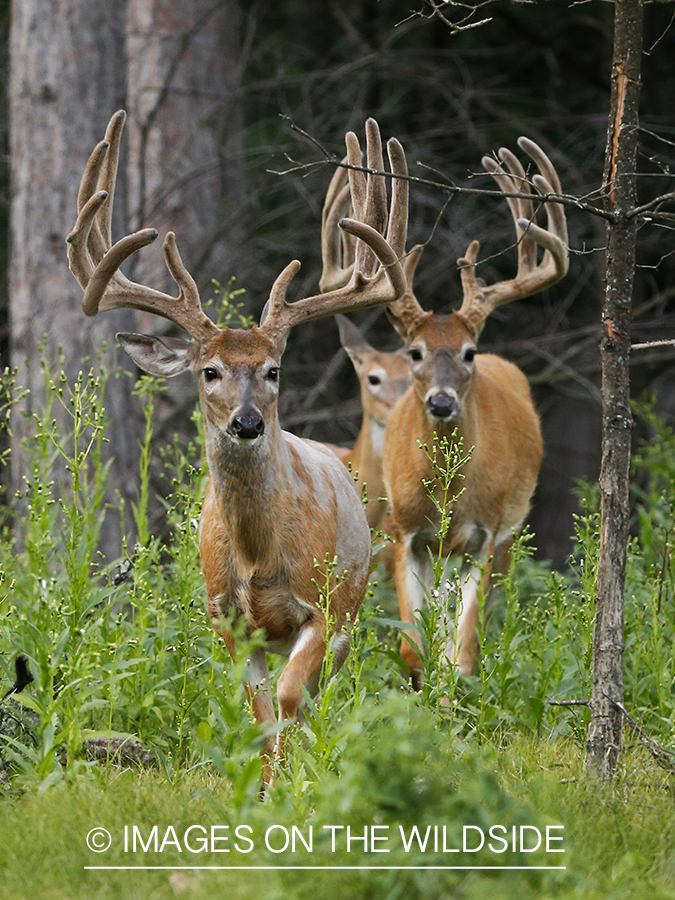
(0, 356, 674, 898)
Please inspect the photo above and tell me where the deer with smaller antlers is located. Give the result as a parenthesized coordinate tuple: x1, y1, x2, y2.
(383, 138, 569, 685)
(67, 111, 408, 782)
(323, 315, 410, 531)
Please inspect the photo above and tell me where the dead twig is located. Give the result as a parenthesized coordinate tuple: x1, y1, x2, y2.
(609, 698, 675, 774)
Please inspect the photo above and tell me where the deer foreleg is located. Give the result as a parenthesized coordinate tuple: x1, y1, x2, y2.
(447, 539, 495, 676)
(244, 647, 278, 784)
(247, 647, 275, 728)
(394, 534, 431, 690)
(276, 618, 329, 724)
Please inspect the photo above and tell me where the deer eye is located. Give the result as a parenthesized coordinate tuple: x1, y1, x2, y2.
(203, 367, 219, 382)
(408, 347, 423, 362)
(463, 347, 476, 363)
(368, 374, 381, 385)
(266, 367, 279, 382)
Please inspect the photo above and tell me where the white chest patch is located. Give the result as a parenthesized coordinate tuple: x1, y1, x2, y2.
(369, 418, 386, 456)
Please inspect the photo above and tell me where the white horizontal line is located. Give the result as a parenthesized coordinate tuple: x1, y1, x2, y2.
(85, 865, 566, 871)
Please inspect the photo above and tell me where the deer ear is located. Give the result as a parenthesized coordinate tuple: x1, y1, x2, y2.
(117, 333, 194, 377)
(336, 314, 372, 365)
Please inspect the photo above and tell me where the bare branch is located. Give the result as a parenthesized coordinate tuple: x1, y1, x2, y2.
(609, 698, 675, 773)
(626, 189, 675, 220)
(548, 699, 591, 708)
(398, 0, 496, 33)
(632, 338, 675, 351)
(272, 147, 615, 223)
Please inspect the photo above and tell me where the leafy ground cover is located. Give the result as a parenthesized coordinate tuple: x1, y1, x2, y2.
(0, 359, 674, 899)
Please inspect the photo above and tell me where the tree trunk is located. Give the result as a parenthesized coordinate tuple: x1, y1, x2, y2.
(125, 0, 246, 302)
(586, 0, 644, 780)
(123, 0, 246, 534)
(8, 0, 137, 558)
(8, 0, 245, 558)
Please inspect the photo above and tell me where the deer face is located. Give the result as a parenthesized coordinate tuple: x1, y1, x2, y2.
(358, 349, 411, 425)
(336, 315, 410, 427)
(404, 312, 477, 424)
(117, 326, 283, 447)
(193, 328, 282, 445)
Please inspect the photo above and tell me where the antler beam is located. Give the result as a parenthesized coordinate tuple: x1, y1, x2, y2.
(260, 119, 409, 343)
(457, 137, 569, 335)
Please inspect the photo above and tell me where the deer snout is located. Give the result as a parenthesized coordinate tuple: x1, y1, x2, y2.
(228, 411, 265, 441)
(425, 391, 459, 421)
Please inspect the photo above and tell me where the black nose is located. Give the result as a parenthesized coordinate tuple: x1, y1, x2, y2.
(229, 413, 265, 439)
(426, 392, 458, 419)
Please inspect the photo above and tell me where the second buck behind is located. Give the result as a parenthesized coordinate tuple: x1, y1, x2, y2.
(383, 138, 569, 684)
(317, 157, 410, 533)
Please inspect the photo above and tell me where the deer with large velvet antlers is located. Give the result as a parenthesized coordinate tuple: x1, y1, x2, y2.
(316, 157, 411, 533)
(67, 111, 408, 780)
(382, 137, 569, 685)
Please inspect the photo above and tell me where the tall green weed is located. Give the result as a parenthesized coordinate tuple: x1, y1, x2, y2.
(0, 355, 674, 802)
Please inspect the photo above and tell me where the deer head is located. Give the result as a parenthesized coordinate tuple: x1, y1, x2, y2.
(66, 112, 409, 461)
(386, 137, 569, 425)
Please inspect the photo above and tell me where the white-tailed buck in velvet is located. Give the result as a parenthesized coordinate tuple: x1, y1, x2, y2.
(316, 157, 411, 532)
(383, 137, 568, 684)
(323, 315, 409, 531)
(66, 110, 409, 782)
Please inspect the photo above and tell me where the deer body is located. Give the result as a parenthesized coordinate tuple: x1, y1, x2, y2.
(200, 426, 371, 727)
(69, 112, 408, 783)
(383, 138, 568, 683)
(120, 312, 374, 768)
(384, 317, 543, 679)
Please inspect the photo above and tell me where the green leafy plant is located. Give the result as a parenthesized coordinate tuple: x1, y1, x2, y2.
(1, 351, 675, 900)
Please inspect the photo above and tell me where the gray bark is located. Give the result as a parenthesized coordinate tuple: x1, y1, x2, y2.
(125, 0, 246, 306)
(8, 0, 244, 559)
(586, 0, 644, 780)
(9, 0, 137, 557)
(122, 0, 246, 536)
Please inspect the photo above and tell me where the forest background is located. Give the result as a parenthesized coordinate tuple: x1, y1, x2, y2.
(2, 3, 675, 899)
(3, 0, 675, 568)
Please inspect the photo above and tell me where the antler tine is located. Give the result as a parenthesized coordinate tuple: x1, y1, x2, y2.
(484, 147, 538, 276)
(354, 118, 387, 279)
(319, 161, 355, 292)
(72, 110, 127, 277)
(384, 137, 409, 260)
(457, 137, 569, 336)
(97, 109, 126, 249)
(517, 136, 568, 258)
(381, 142, 427, 337)
(260, 120, 409, 344)
(67, 189, 109, 289)
(67, 110, 219, 343)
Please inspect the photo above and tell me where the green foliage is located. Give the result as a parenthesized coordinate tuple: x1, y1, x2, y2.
(1, 360, 675, 898)
(0, 357, 262, 796)
(205, 277, 253, 330)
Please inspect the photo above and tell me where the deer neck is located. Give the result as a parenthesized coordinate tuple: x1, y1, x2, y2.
(205, 420, 291, 567)
(351, 408, 385, 485)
